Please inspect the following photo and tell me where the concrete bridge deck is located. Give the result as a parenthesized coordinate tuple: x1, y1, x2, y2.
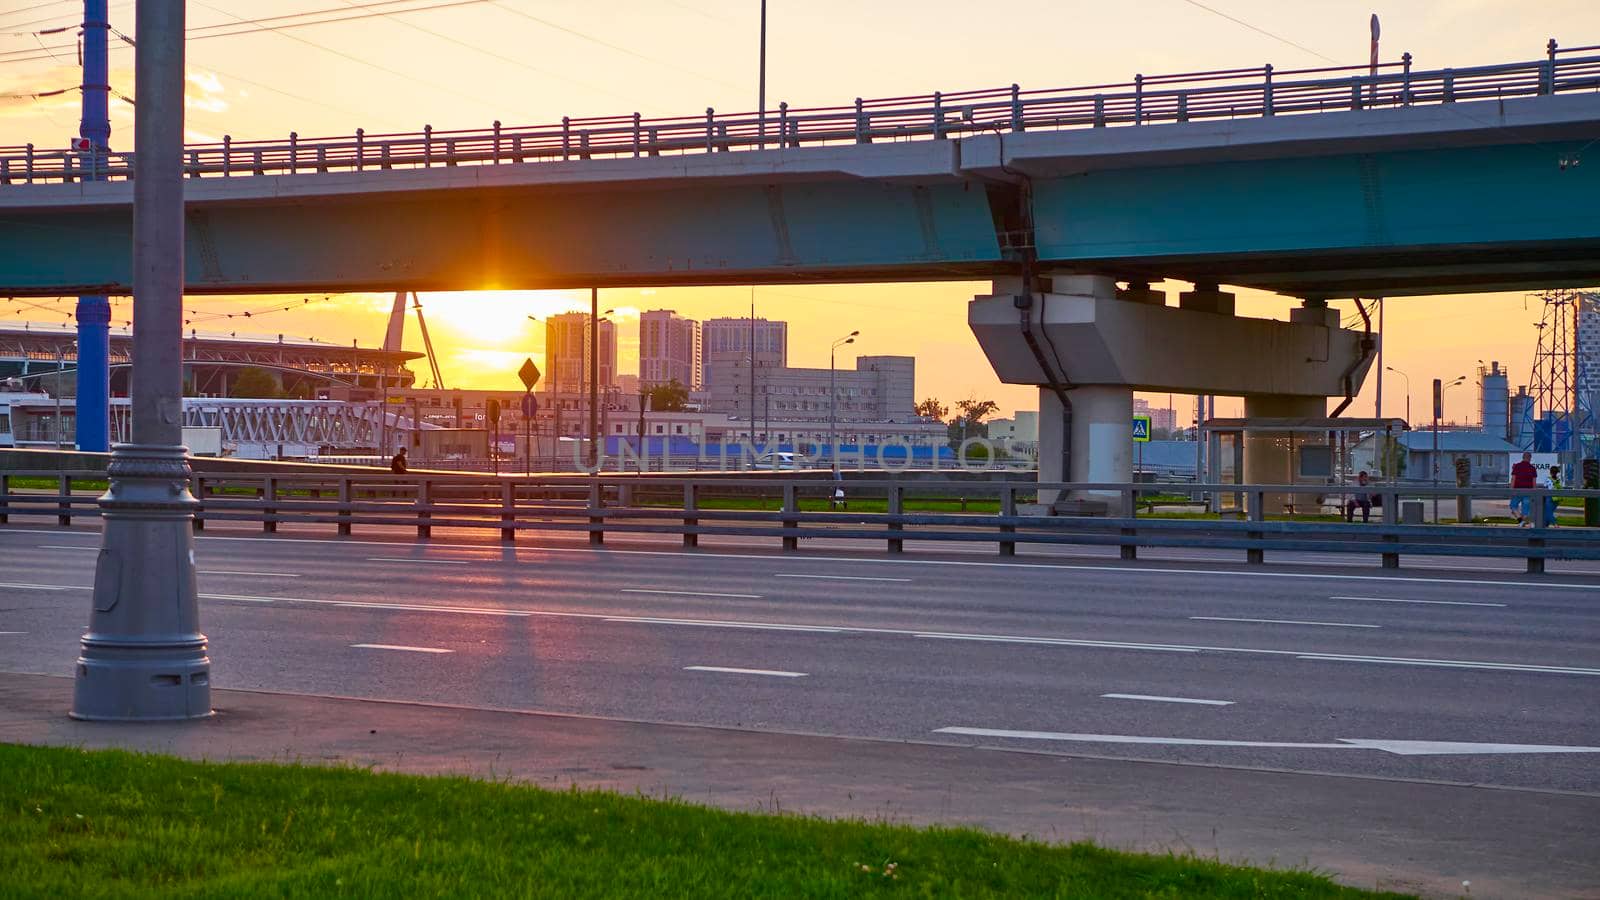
(2, 50, 1598, 297)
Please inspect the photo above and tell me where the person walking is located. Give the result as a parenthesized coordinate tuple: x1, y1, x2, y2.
(1510, 451, 1536, 525)
(390, 446, 408, 474)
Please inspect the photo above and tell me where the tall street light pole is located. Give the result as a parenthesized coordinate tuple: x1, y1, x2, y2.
(1386, 366, 1411, 425)
(1432, 374, 1465, 522)
(585, 296, 616, 470)
(75, 0, 211, 721)
(758, 0, 767, 148)
(75, 0, 111, 453)
(530, 315, 558, 467)
(749, 289, 756, 451)
(1384, 365, 1411, 480)
(829, 331, 858, 477)
(582, 288, 595, 470)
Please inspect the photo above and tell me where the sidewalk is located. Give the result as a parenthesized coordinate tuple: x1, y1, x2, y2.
(4, 672, 1596, 899)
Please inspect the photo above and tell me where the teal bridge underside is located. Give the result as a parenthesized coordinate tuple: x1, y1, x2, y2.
(2, 139, 1598, 299)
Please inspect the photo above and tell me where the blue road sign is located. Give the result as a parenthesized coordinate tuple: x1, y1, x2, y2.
(1132, 415, 1152, 442)
(521, 393, 538, 417)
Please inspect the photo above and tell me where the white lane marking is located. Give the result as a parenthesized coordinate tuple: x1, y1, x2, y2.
(0, 631, 26, 635)
(684, 665, 807, 678)
(5, 563, 1593, 679)
(621, 588, 762, 599)
(917, 632, 1199, 653)
(68, 530, 1592, 591)
(773, 573, 913, 583)
(1330, 595, 1507, 608)
(350, 643, 453, 654)
(1101, 693, 1235, 706)
(1295, 655, 1600, 676)
(199, 570, 302, 578)
(1190, 616, 1380, 629)
(37, 545, 98, 551)
(364, 557, 471, 565)
(934, 728, 1600, 756)
(303, 598, 531, 618)
(916, 633, 1600, 677)
(198, 593, 281, 603)
(606, 617, 841, 633)
(0, 582, 71, 591)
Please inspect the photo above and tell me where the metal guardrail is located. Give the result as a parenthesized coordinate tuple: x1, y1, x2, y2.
(3, 44, 1598, 184)
(4, 470, 1598, 574)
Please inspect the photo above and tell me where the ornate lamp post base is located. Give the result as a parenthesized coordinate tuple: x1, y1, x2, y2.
(71, 444, 211, 721)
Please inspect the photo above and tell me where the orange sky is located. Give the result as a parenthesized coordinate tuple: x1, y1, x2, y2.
(3, 1, 1597, 422)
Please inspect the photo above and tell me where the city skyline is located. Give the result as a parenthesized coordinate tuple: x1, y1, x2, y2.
(2, 1, 1596, 422)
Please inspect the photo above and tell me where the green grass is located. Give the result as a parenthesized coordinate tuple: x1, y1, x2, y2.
(5, 476, 109, 491)
(637, 495, 1009, 514)
(0, 743, 1401, 899)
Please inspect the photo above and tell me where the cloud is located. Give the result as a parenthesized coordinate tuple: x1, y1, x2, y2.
(184, 69, 229, 114)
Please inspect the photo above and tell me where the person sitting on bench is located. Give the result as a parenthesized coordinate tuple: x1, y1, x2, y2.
(1344, 470, 1375, 523)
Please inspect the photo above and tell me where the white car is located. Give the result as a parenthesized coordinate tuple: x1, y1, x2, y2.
(750, 450, 800, 470)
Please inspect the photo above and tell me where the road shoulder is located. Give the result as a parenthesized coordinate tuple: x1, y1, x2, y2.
(3, 672, 1595, 898)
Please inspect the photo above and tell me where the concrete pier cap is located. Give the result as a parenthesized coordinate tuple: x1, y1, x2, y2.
(969, 274, 1373, 514)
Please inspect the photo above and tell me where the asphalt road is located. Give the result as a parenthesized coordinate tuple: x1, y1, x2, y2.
(3, 521, 1598, 794)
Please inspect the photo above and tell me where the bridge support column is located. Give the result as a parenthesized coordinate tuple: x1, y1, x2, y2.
(971, 275, 1372, 523)
(1242, 394, 1328, 515)
(1039, 385, 1132, 514)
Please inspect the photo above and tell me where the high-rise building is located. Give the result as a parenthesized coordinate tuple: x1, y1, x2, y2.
(639, 310, 700, 389)
(705, 354, 918, 424)
(701, 318, 786, 396)
(545, 312, 616, 394)
(1131, 398, 1177, 433)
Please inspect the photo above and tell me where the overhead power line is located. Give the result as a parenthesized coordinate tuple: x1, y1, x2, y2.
(1176, 0, 1338, 64)
(335, 0, 633, 104)
(0, 0, 498, 65)
(0, 1, 75, 25)
(0, 0, 130, 34)
(489, 1, 742, 91)
(189, 0, 510, 118)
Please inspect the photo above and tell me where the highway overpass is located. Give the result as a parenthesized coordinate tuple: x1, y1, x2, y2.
(2, 49, 1598, 298)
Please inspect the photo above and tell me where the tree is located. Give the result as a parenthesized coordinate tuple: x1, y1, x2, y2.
(914, 398, 949, 422)
(949, 397, 1000, 447)
(955, 398, 999, 425)
(230, 366, 282, 399)
(646, 378, 689, 412)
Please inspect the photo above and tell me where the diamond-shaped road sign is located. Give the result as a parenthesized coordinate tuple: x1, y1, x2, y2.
(518, 358, 541, 390)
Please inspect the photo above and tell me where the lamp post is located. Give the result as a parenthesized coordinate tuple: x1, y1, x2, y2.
(528, 314, 556, 468)
(1385, 366, 1411, 425)
(758, 0, 767, 148)
(1432, 374, 1466, 522)
(638, 385, 648, 471)
(75, 0, 112, 453)
(829, 330, 858, 477)
(527, 315, 545, 468)
(75, 0, 211, 720)
(585, 300, 615, 470)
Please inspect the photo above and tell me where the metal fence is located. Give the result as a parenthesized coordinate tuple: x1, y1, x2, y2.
(4, 470, 1597, 573)
(3, 43, 1598, 184)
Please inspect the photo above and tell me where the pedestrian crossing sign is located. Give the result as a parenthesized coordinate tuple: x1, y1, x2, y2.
(1132, 415, 1151, 442)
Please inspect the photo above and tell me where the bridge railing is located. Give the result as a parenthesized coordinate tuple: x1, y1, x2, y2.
(4, 469, 1597, 573)
(2, 41, 1598, 185)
